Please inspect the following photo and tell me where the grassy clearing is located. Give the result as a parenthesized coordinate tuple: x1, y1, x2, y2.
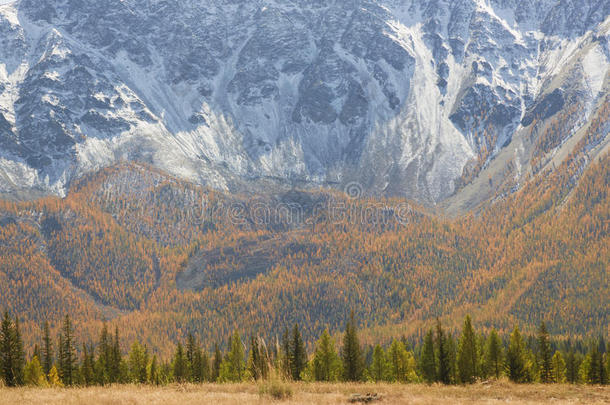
(0, 381, 608, 405)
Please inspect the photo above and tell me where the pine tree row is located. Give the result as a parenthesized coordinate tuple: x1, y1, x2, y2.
(1, 311, 608, 387)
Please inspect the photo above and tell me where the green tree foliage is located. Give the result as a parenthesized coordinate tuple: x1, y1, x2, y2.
(58, 314, 76, 386)
(311, 329, 341, 382)
(111, 326, 122, 383)
(24, 355, 47, 386)
(128, 340, 149, 384)
(219, 331, 245, 382)
(186, 333, 196, 382)
(436, 319, 451, 384)
(42, 321, 53, 376)
(291, 324, 307, 381)
(172, 343, 188, 383)
(484, 328, 503, 379)
(80, 343, 95, 386)
(420, 329, 436, 383)
(0, 313, 25, 386)
(457, 315, 478, 383)
(247, 336, 268, 381)
(2, 309, 609, 388)
(211, 343, 222, 382)
(149, 355, 160, 385)
(538, 322, 553, 383)
(387, 339, 417, 383)
(585, 344, 605, 384)
(551, 351, 566, 383)
(506, 326, 527, 383)
(565, 349, 580, 384)
(370, 344, 386, 382)
(341, 311, 364, 382)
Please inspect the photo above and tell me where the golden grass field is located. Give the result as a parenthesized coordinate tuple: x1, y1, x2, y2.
(1, 381, 609, 405)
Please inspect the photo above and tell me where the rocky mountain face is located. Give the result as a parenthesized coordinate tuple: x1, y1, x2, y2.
(0, 0, 608, 204)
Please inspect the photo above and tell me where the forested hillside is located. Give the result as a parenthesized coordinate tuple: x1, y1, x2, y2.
(0, 147, 607, 357)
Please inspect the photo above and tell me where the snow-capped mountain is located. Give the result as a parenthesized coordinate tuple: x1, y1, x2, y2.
(0, 0, 608, 203)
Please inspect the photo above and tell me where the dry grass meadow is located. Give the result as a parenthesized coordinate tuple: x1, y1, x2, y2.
(1, 381, 609, 405)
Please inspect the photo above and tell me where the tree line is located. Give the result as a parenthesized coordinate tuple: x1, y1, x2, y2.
(1, 311, 608, 387)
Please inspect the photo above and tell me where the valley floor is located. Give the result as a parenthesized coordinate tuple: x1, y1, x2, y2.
(1, 381, 609, 405)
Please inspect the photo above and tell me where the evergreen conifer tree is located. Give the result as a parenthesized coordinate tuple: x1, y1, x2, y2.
(58, 315, 76, 386)
(173, 343, 188, 382)
(247, 335, 261, 380)
(551, 351, 566, 383)
(149, 355, 160, 385)
(341, 311, 364, 382)
(291, 324, 307, 381)
(211, 343, 222, 382)
(484, 328, 503, 379)
(436, 319, 451, 384)
(506, 326, 527, 383)
(586, 344, 602, 384)
(186, 332, 196, 382)
(420, 329, 436, 383)
(457, 315, 477, 383)
(312, 329, 341, 382)
(128, 340, 148, 383)
(537, 322, 553, 383)
(42, 321, 53, 377)
(565, 349, 579, 383)
(370, 344, 386, 382)
(110, 326, 121, 383)
(24, 355, 46, 387)
(12, 318, 25, 385)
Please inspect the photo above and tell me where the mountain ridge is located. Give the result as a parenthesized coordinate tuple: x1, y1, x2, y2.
(0, 0, 608, 206)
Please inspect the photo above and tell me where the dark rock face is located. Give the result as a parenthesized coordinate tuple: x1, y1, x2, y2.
(521, 89, 565, 127)
(0, 0, 607, 201)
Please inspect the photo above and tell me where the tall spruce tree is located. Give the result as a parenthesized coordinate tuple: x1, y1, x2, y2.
(247, 335, 262, 380)
(42, 321, 53, 376)
(341, 311, 364, 382)
(110, 326, 121, 383)
(12, 318, 25, 385)
(537, 322, 553, 383)
(312, 329, 341, 382)
(220, 331, 245, 382)
(551, 351, 566, 383)
(370, 344, 386, 382)
(24, 355, 46, 387)
(192, 346, 207, 382)
(149, 355, 160, 385)
(0, 312, 25, 386)
(128, 340, 148, 384)
(420, 329, 436, 383)
(446, 333, 458, 384)
(96, 321, 111, 384)
(457, 315, 477, 384)
(81, 343, 95, 386)
(291, 324, 307, 381)
(436, 319, 451, 384)
(58, 314, 76, 386)
(565, 349, 579, 384)
(506, 326, 527, 383)
(484, 328, 503, 379)
(211, 343, 222, 382)
(388, 338, 416, 382)
(173, 342, 188, 382)
(586, 344, 602, 384)
(186, 333, 196, 382)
